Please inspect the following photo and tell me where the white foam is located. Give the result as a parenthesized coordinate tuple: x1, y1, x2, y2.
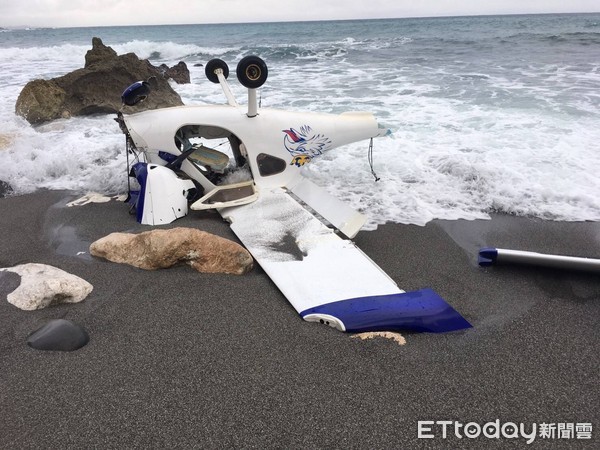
(302, 90, 600, 228)
(111, 40, 239, 63)
(1, 37, 599, 229)
(0, 116, 127, 194)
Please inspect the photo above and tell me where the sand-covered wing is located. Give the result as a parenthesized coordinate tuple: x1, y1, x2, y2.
(219, 187, 471, 333)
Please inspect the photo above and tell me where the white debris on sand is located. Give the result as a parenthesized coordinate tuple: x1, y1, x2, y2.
(351, 331, 406, 346)
(67, 192, 126, 207)
(0, 263, 93, 311)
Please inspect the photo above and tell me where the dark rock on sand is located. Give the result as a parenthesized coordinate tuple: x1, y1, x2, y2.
(15, 37, 185, 124)
(158, 61, 191, 84)
(27, 319, 89, 351)
(90, 227, 254, 275)
(0, 180, 13, 197)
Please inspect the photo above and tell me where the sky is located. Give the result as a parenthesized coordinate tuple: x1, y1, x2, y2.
(0, 0, 598, 28)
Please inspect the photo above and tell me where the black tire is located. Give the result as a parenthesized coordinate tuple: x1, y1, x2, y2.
(236, 55, 268, 89)
(205, 58, 229, 83)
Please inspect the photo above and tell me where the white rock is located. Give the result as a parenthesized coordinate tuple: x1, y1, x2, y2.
(0, 263, 93, 311)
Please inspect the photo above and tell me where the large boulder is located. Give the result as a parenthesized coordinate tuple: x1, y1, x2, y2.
(15, 37, 189, 124)
(90, 227, 254, 275)
(0, 263, 93, 311)
(14, 79, 68, 123)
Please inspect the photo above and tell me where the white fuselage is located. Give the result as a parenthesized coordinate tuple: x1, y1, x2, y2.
(123, 104, 387, 190)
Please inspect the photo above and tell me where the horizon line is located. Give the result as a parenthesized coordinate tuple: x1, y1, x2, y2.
(2, 10, 599, 31)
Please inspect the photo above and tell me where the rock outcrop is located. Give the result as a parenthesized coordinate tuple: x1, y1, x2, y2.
(159, 61, 191, 84)
(90, 227, 254, 275)
(1, 263, 93, 311)
(15, 37, 189, 124)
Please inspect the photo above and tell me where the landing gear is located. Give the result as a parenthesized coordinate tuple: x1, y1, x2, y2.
(236, 56, 268, 89)
(205, 58, 230, 84)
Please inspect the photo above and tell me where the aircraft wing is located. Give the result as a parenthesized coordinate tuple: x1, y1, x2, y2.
(219, 185, 471, 333)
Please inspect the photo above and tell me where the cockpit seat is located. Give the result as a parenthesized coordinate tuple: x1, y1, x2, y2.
(187, 144, 230, 174)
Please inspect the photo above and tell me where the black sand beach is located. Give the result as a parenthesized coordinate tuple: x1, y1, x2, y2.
(1, 190, 598, 448)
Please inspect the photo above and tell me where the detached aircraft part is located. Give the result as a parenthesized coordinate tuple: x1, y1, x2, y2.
(117, 55, 471, 333)
(479, 247, 600, 273)
(129, 162, 196, 225)
(121, 81, 150, 106)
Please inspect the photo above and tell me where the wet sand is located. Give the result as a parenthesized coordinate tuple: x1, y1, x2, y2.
(1, 190, 598, 448)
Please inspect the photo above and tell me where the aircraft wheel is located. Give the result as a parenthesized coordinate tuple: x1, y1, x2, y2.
(205, 58, 229, 83)
(236, 55, 268, 89)
(121, 81, 150, 106)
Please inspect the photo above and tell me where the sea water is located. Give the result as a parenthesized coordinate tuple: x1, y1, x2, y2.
(0, 14, 599, 228)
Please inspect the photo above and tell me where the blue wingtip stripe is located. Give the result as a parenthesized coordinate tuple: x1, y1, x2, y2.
(301, 289, 472, 333)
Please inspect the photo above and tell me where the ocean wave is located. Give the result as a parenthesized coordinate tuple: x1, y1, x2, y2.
(0, 116, 127, 195)
(1, 16, 599, 227)
(111, 40, 239, 62)
(504, 31, 600, 45)
(239, 44, 347, 62)
(96, 34, 414, 68)
(545, 31, 600, 45)
(235, 36, 411, 63)
(0, 43, 90, 63)
(0, 39, 241, 66)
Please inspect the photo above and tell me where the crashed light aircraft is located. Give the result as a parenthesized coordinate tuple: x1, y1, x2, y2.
(116, 56, 471, 334)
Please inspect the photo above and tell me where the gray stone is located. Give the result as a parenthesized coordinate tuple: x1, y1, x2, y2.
(27, 319, 89, 351)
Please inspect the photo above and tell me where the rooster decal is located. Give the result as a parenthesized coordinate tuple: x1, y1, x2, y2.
(283, 125, 332, 167)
